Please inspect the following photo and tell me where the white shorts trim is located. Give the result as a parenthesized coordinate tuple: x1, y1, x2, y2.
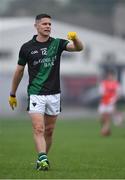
(28, 94, 61, 115)
(98, 103, 115, 114)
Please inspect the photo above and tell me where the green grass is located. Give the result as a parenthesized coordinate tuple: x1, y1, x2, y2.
(0, 117, 125, 179)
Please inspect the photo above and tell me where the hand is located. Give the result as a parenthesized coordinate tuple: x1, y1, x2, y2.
(9, 96, 17, 110)
(67, 32, 77, 40)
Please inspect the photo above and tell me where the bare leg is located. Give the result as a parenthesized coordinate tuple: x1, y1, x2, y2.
(101, 113, 111, 136)
(44, 114, 57, 154)
(30, 113, 46, 153)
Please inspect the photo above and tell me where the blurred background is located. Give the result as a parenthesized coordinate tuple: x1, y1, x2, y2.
(0, 0, 125, 117)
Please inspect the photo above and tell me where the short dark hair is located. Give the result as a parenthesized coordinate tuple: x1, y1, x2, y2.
(104, 69, 116, 79)
(35, 13, 51, 20)
(107, 68, 116, 75)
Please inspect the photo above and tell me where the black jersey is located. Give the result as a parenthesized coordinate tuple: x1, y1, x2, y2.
(18, 35, 69, 95)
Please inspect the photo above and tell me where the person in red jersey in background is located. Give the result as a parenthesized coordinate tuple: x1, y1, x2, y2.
(98, 69, 122, 136)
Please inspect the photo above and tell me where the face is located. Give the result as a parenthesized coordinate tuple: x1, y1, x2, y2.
(35, 17, 51, 37)
(107, 73, 115, 80)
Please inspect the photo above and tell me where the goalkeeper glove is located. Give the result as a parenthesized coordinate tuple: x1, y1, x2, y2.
(9, 94, 17, 110)
(67, 32, 77, 40)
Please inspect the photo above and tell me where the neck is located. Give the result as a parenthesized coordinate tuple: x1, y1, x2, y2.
(36, 34, 49, 42)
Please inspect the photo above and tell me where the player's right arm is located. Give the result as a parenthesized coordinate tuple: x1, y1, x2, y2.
(10, 65, 25, 96)
(9, 65, 25, 110)
(99, 82, 105, 96)
(9, 43, 28, 110)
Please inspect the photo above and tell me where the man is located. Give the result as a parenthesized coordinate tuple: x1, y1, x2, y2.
(98, 70, 121, 136)
(9, 13, 83, 171)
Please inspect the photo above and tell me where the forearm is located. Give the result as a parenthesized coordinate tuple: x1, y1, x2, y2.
(72, 37, 84, 51)
(11, 69, 24, 95)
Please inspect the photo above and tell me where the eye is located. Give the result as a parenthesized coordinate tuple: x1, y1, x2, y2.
(42, 23, 51, 26)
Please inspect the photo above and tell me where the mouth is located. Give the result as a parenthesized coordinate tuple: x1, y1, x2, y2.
(44, 30, 50, 33)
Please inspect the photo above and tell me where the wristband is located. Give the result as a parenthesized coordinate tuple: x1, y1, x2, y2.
(10, 93, 16, 97)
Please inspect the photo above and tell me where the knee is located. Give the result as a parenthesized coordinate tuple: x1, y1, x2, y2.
(34, 125, 44, 136)
(45, 126, 54, 137)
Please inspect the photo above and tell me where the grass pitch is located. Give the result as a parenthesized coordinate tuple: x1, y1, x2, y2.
(0, 117, 125, 179)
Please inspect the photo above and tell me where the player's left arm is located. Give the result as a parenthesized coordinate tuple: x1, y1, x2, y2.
(66, 32, 84, 52)
(115, 83, 122, 101)
(110, 83, 122, 105)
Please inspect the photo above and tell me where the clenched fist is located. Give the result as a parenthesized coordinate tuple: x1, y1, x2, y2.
(67, 32, 77, 40)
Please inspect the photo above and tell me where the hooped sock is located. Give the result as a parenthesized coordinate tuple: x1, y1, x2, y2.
(38, 152, 48, 162)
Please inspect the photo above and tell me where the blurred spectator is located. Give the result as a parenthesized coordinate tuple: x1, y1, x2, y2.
(98, 69, 122, 136)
